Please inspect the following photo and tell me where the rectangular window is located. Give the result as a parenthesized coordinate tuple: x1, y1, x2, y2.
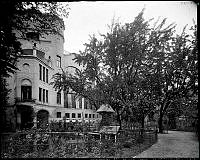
(39, 64, 42, 80)
(65, 113, 70, 118)
(93, 114, 95, 118)
(78, 113, 81, 118)
(21, 86, 32, 101)
(46, 68, 48, 83)
(71, 94, 76, 108)
(72, 113, 76, 118)
(97, 114, 98, 118)
(56, 55, 61, 67)
(85, 114, 88, 118)
(84, 99, 87, 109)
(64, 92, 68, 108)
(57, 112, 61, 118)
(43, 89, 45, 102)
(43, 66, 45, 82)
(89, 114, 91, 118)
(57, 92, 61, 104)
(39, 88, 42, 101)
(46, 90, 48, 103)
(79, 97, 82, 109)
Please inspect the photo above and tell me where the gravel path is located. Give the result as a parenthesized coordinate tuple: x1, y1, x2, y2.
(135, 131, 199, 158)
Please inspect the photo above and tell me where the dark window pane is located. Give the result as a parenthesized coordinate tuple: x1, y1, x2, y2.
(85, 114, 88, 118)
(93, 114, 95, 118)
(39, 88, 42, 101)
(89, 114, 91, 118)
(79, 97, 82, 109)
(46, 90, 48, 103)
(71, 94, 76, 108)
(72, 113, 76, 118)
(57, 112, 61, 118)
(57, 92, 61, 104)
(43, 89, 45, 102)
(46, 69, 48, 83)
(21, 86, 32, 101)
(78, 113, 81, 118)
(65, 113, 70, 118)
(64, 92, 68, 108)
(43, 66, 45, 82)
(39, 64, 42, 80)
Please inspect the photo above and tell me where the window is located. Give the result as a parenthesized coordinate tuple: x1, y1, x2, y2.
(85, 114, 88, 118)
(46, 90, 48, 103)
(71, 94, 76, 108)
(78, 113, 81, 118)
(39, 88, 42, 101)
(21, 86, 32, 101)
(46, 69, 48, 83)
(43, 66, 45, 82)
(65, 113, 70, 118)
(79, 98, 82, 109)
(57, 92, 61, 104)
(64, 92, 68, 108)
(84, 99, 88, 109)
(56, 55, 61, 67)
(89, 114, 91, 118)
(72, 113, 76, 118)
(39, 64, 42, 80)
(57, 112, 61, 118)
(43, 89, 45, 102)
(93, 114, 95, 118)
(97, 114, 98, 118)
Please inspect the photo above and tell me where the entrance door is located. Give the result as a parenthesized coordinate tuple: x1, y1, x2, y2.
(17, 105, 34, 130)
(37, 110, 49, 129)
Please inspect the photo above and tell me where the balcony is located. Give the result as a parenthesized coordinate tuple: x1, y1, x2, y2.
(15, 97, 36, 103)
(21, 49, 49, 65)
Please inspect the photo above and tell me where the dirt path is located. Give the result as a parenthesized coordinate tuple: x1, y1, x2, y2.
(135, 131, 199, 158)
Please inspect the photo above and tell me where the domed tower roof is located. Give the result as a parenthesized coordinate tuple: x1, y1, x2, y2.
(96, 104, 115, 113)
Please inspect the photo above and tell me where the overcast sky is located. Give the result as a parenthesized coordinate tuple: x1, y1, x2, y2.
(63, 1, 197, 54)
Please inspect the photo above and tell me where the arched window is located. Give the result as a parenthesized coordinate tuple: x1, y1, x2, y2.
(21, 79, 32, 101)
(23, 63, 30, 71)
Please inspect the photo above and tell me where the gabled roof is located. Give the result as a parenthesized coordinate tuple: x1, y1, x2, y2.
(96, 104, 115, 113)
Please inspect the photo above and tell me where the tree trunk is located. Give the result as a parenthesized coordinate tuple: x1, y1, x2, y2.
(159, 111, 164, 133)
(141, 114, 145, 137)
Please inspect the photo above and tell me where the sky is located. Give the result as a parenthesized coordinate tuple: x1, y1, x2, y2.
(63, 1, 197, 54)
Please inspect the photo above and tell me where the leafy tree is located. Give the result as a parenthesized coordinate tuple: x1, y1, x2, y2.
(52, 9, 197, 133)
(145, 22, 198, 133)
(0, 1, 69, 132)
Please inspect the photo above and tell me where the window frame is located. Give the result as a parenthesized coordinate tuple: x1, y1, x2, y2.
(72, 113, 76, 118)
(57, 112, 61, 118)
(43, 66, 45, 82)
(57, 92, 61, 104)
(39, 87, 42, 101)
(56, 55, 61, 68)
(39, 64, 42, 80)
(78, 113, 81, 118)
(46, 90, 48, 103)
(46, 68, 48, 83)
(43, 89, 45, 102)
(65, 113, 70, 118)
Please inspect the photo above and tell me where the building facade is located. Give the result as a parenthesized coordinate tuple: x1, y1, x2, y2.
(6, 19, 100, 130)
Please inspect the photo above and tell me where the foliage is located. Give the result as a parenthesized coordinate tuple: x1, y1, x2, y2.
(52, 8, 197, 132)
